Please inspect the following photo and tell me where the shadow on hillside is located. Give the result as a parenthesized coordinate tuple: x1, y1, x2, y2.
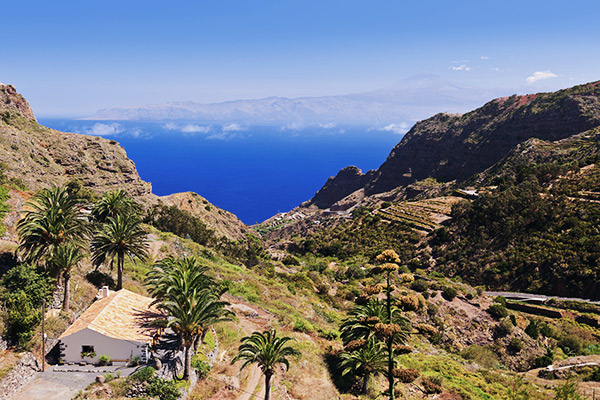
(85, 270, 116, 290)
(323, 350, 358, 393)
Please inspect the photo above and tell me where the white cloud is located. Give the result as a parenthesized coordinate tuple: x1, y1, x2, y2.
(181, 124, 211, 134)
(162, 123, 211, 134)
(449, 64, 472, 71)
(480, 56, 491, 60)
(222, 123, 244, 132)
(526, 70, 558, 84)
(378, 123, 410, 134)
(318, 122, 337, 129)
(84, 123, 123, 136)
(491, 67, 502, 71)
(162, 122, 178, 131)
(280, 122, 305, 131)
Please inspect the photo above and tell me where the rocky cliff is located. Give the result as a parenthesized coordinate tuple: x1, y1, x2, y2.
(0, 84, 249, 242)
(310, 81, 600, 207)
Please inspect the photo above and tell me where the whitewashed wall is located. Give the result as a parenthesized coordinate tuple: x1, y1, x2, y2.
(60, 328, 147, 364)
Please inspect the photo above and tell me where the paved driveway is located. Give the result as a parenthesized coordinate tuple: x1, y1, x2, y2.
(11, 365, 137, 400)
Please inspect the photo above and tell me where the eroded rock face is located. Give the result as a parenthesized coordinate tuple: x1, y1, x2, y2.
(0, 84, 36, 121)
(308, 81, 600, 205)
(366, 84, 600, 194)
(310, 166, 374, 208)
(0, 84, 251, 242)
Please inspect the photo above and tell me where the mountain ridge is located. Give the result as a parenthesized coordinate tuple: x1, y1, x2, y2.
(86, 74, 511, 124)
(307, 80, 600, 209)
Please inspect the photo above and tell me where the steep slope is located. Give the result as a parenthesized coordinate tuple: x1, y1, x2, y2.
(0, 84, 152, 197)
(310, 81, 600, 208)
(0, 84, 250, 242)
(159, 192, 249, 241)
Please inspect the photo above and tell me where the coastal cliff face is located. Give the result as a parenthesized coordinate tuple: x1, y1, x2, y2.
(0, 84, 250, 241)
(0, 84, 152, 197)
(310, 166, 374, 208)
(310, 82, 600, 207)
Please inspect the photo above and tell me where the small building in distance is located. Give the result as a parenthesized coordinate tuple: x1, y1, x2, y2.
(58, 287, 160, 365)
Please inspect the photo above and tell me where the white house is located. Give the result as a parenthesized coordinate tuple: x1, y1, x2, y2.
(59, 288, 160, 365)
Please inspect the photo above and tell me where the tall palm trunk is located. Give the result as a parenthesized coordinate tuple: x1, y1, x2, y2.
(184, 343, 192, 380)
(62, 269, 70, 311)
(117, 251, 124, 290)
(264, 370, 273, 400)
(362, 373, 370, 394)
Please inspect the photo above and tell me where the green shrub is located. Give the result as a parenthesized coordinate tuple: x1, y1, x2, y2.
(98, 354, 110, 366)
(130, 366, 155, 382)
(487, 304, 509, 319)
(558, 335, 583, 356)
(533, 348, 554, 368)
(525, 319, 539, 339)
(410, 279, 429, 292)
(509, 314, 517, 326)
(103, 372, 115, 382)
(293, 318, 314, 333)
(494, 295, 507, 306)
(1, 264, 53, 347)
(460, 345, 500, 369)
(553, 374, 583, 400)
(441, 286, 458, 301)
(318, 329, 340, 340)
(495, 319, 513, 337)
(146, 377, 180, 400)
(282, 254, 301, 266)
(584, 367, 600, 382)
(191, 355, 211, 379)
(507, 338, 524, 353)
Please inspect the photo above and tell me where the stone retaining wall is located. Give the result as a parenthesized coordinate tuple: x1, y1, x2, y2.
(0, 353, 40, 400)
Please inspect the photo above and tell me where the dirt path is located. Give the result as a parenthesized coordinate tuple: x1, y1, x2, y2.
(524, 355, 600, 398)
(219, 294, 274, 400)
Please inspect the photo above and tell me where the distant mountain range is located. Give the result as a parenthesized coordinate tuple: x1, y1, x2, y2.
(87, 74, 512, 124)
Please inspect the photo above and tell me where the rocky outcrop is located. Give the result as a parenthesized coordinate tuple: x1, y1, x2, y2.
(308, 81, 600, 207)
(0, 85, 152, 197)
(365, 82, 600, 194)
(160, 192, 250, 241)
(0, 84, 250, 242)
(0, 84, 36, 121)
(310, 166, 374, 208)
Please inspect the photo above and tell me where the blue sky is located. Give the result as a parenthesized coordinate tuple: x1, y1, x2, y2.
(3, 0, 599, 117)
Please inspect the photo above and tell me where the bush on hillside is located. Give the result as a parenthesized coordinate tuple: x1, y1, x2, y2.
(411, 279, 429, 292)
(487, 304, 509, 319)
(441, 286, 458, 301)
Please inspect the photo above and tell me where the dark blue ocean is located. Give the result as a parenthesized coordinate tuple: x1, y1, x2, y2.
(40, 120, 402, 225)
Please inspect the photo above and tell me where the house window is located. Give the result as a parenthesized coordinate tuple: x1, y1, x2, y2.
(81, 345, 96, 358)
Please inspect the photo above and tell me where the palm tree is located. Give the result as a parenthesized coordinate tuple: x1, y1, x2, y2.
(232, 329, 301, 400)
(17, 185, 88, 271)
(90, 214, 148, 290)
(51, 244, 84, 311)
(92, 189, 140, 224)
(159, 288, 232, 380)
(339, 338, 387, 394)
(146, 256, 215, 303)
(146, 257, 231, 380)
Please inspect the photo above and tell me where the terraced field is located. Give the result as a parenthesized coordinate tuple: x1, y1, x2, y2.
(378, 196, 464, 232)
